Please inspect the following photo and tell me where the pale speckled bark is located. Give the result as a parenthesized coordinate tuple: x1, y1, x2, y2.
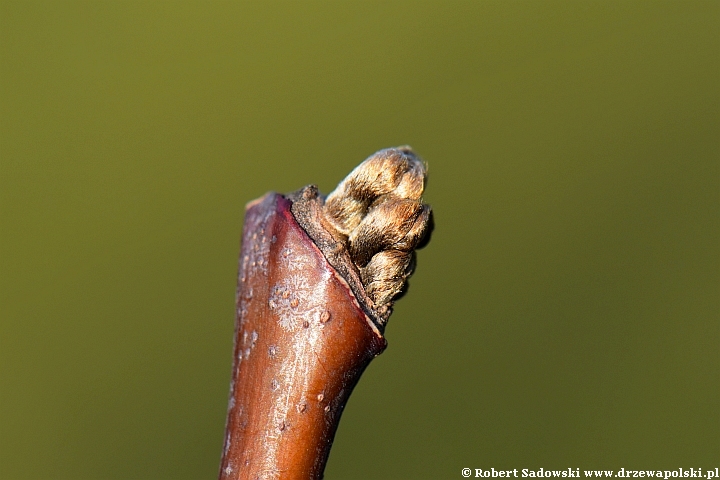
(219, 193, 386, 480)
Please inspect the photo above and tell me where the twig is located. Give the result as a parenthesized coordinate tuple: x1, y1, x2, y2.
(219, 147, 433, 480)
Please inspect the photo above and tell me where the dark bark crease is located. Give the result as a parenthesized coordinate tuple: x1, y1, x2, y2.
(289, 186, 392, 330)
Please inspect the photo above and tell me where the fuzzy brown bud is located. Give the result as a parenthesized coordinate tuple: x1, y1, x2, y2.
(322, 147, 432, 308)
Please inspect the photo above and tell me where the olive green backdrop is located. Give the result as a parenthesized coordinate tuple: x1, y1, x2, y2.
(1, 1, 718, 479)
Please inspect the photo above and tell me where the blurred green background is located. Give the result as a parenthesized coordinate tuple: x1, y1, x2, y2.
(1, 1, 718, 479)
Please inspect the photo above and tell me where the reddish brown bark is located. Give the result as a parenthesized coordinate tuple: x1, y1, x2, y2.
(219, 193, 387, 480)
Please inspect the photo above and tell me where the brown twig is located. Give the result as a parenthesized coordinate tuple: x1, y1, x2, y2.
(219, 148, 432, 480)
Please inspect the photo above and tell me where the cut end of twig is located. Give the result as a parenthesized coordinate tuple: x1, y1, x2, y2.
(290, 147, 433, 329)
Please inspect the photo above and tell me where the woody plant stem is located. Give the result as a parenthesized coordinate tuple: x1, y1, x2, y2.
(219, 147, 433, 480)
